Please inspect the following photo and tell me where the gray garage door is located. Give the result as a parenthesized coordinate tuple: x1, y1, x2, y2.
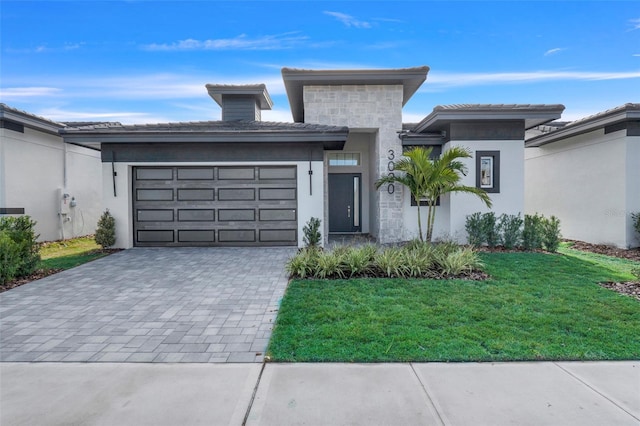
(133, 166, 297, 247)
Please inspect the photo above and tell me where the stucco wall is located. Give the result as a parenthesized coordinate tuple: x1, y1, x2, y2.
(303, 85, 403, 243)
(102, 161, 324, 249)
(1, 126, 102, 241)
(525, 128, 633, 248)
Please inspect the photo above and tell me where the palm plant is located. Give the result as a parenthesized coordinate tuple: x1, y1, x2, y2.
(375, 146, 493, 242)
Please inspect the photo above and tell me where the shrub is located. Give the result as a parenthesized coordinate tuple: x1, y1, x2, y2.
(632, 212, 640, 237)
(523, 214, 544, 250)
(374, 248, 409, 278)
(303, 217, 322, 248)
(481, 212, 499, 248)
(541, 215, 561, 253)
(95, 210, 116, 249)
(286, 248, 319, 279)
(434, 246, 482, 276)
(465, 212, 484, 247)
(314, 251, 345, 279)
(499, 213, 523, 249)
(0, 231, 21, 284)
(342, 245, 375, 277)
(0, 215, 40, 278)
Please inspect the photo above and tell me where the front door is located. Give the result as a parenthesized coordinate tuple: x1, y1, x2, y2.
(329, 173, 361, 233)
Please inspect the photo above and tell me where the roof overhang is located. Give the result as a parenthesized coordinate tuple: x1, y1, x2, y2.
(60, 129, 349, 151)
(0, 104, 64, 135)
(526, 103, 640, 147)
(205, 84, 273, 110)
(413, 104, 565, 133)
(282, 66, 430, 122)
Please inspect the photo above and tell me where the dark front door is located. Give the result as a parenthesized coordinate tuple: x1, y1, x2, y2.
(329, 173, 361, 233)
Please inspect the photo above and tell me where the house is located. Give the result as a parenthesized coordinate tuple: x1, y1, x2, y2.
(59, 67, 564, 249)
(0, 104, 103, 241)
(525, 103, 640, 249)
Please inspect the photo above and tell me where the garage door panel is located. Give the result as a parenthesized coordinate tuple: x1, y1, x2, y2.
(177, 168, 214, 180)
(259, 188, 296, 200)
(259, 167, 297, 180)
(178, 230, 215, 242)
(137, 209, 174, 222)
(177, 189, 215, 201)
(218, 188, 255, 201)
(260, 229, 297, 242)
(218, 229, 256, 242)
(137, 230, 174, 243)
(177, 209, 215, 222)
(136, 168, 173, 180)
(133, 166, 297, 247)
(218, 167, 256, 180)
(136, 189, 174, 201)
(259, 209, 296, 221)
(218, 209, 255, 221)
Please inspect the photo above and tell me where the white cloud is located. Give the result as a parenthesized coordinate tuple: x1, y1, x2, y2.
(262, 108, 294, 123)
(35, 107, 171, 125)
(0, 87, 62, 99)
(324, 11, 372, 29)
(424, 70, 640, 90)
(142, 33, 307, 51)
(629, 18, 640, 31)
(544, 48, 566, 56)
(633, 54, 640, 57)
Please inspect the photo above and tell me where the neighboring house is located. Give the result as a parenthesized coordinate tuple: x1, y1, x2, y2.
(525, 103, 640, 249)
(0, 104, 103, 241)
(60, 66, 564, 249)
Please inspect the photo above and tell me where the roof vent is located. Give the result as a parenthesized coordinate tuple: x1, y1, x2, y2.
(205, 84, 273, 121)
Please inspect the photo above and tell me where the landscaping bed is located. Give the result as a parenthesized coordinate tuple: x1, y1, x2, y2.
(564, 239, 640, 262)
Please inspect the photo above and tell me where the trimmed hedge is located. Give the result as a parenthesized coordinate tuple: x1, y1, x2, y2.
(0, 216, 40, 284)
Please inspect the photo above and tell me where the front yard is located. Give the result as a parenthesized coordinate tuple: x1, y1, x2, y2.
(268, 250, 640, 362)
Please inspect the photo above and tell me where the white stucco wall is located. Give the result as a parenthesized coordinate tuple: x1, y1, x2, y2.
(102, 161, 324, 249)
(525, 128, 634, 248)
(303, 85, 403, 243)
(0, 126, 102, 241)
(448, 140, 524, 243)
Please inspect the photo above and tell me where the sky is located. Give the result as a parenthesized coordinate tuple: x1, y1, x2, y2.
(1, 1, 639, 125)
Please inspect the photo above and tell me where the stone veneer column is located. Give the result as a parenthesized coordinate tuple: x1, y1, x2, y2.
(303, 85, 404, 244)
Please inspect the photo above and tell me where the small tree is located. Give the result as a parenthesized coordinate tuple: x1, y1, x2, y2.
(375, 146, 492, 242)
(303, 217, 322, 249)
(95, 210, 116, 249)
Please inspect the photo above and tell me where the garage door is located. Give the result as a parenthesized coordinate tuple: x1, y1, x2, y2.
(133, 166, 297, 247)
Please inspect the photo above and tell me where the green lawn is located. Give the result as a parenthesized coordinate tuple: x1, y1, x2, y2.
(39, 236, 109, 270)
(268, 251, 640, 362)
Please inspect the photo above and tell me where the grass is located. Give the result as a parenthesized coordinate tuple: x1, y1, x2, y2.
(39, 236, 108, 270)
(558, 241, 640, 278)
(268, 251, 640, 362)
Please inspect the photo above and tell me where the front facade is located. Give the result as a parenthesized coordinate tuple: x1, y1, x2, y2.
(525, 104, 640, 248)
(0, 104, 103, 241)
(60, 67, 564, 249)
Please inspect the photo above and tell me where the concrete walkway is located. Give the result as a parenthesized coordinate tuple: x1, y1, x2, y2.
(0, 248, 293, 363)
(1, 361, 638, 425)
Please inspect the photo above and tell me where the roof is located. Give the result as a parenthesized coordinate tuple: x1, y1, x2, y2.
(0, 103, 65, 135)
(60, 119, 350, 150)
(412, 103, 565, 133)
(205, 84, 273, 110)
(282, 66, 430, 122)
(526, 103, 640, 147)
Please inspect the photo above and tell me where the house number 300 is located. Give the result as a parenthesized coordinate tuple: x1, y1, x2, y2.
(387, 150, 395, 194)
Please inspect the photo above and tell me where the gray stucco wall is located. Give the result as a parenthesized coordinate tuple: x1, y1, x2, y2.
(303, 84, 404, 243)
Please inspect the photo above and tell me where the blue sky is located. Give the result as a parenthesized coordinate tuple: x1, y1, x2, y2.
(1, 1, 639, 124)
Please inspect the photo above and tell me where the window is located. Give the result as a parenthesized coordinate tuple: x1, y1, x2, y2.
(476, 151, 500, 193)
(328, 152, 360, 166)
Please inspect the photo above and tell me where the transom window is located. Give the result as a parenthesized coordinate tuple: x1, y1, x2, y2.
(328, 152, 361, 166)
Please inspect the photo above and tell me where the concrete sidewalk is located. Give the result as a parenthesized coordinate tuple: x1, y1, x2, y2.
(2, 361, 638, 425)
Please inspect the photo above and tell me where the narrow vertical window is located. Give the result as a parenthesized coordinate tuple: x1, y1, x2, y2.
(476, 151, 500, 193)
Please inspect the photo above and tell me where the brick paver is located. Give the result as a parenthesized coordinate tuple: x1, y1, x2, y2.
(0, 247, 294, 363)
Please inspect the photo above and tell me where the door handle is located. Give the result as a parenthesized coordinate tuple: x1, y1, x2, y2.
(347, 205, 351, 218)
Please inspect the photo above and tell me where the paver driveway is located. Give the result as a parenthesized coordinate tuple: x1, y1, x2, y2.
(0, 247, 294, 363)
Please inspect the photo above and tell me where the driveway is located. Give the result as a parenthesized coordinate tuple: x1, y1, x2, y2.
(0, 247, 294, 363)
